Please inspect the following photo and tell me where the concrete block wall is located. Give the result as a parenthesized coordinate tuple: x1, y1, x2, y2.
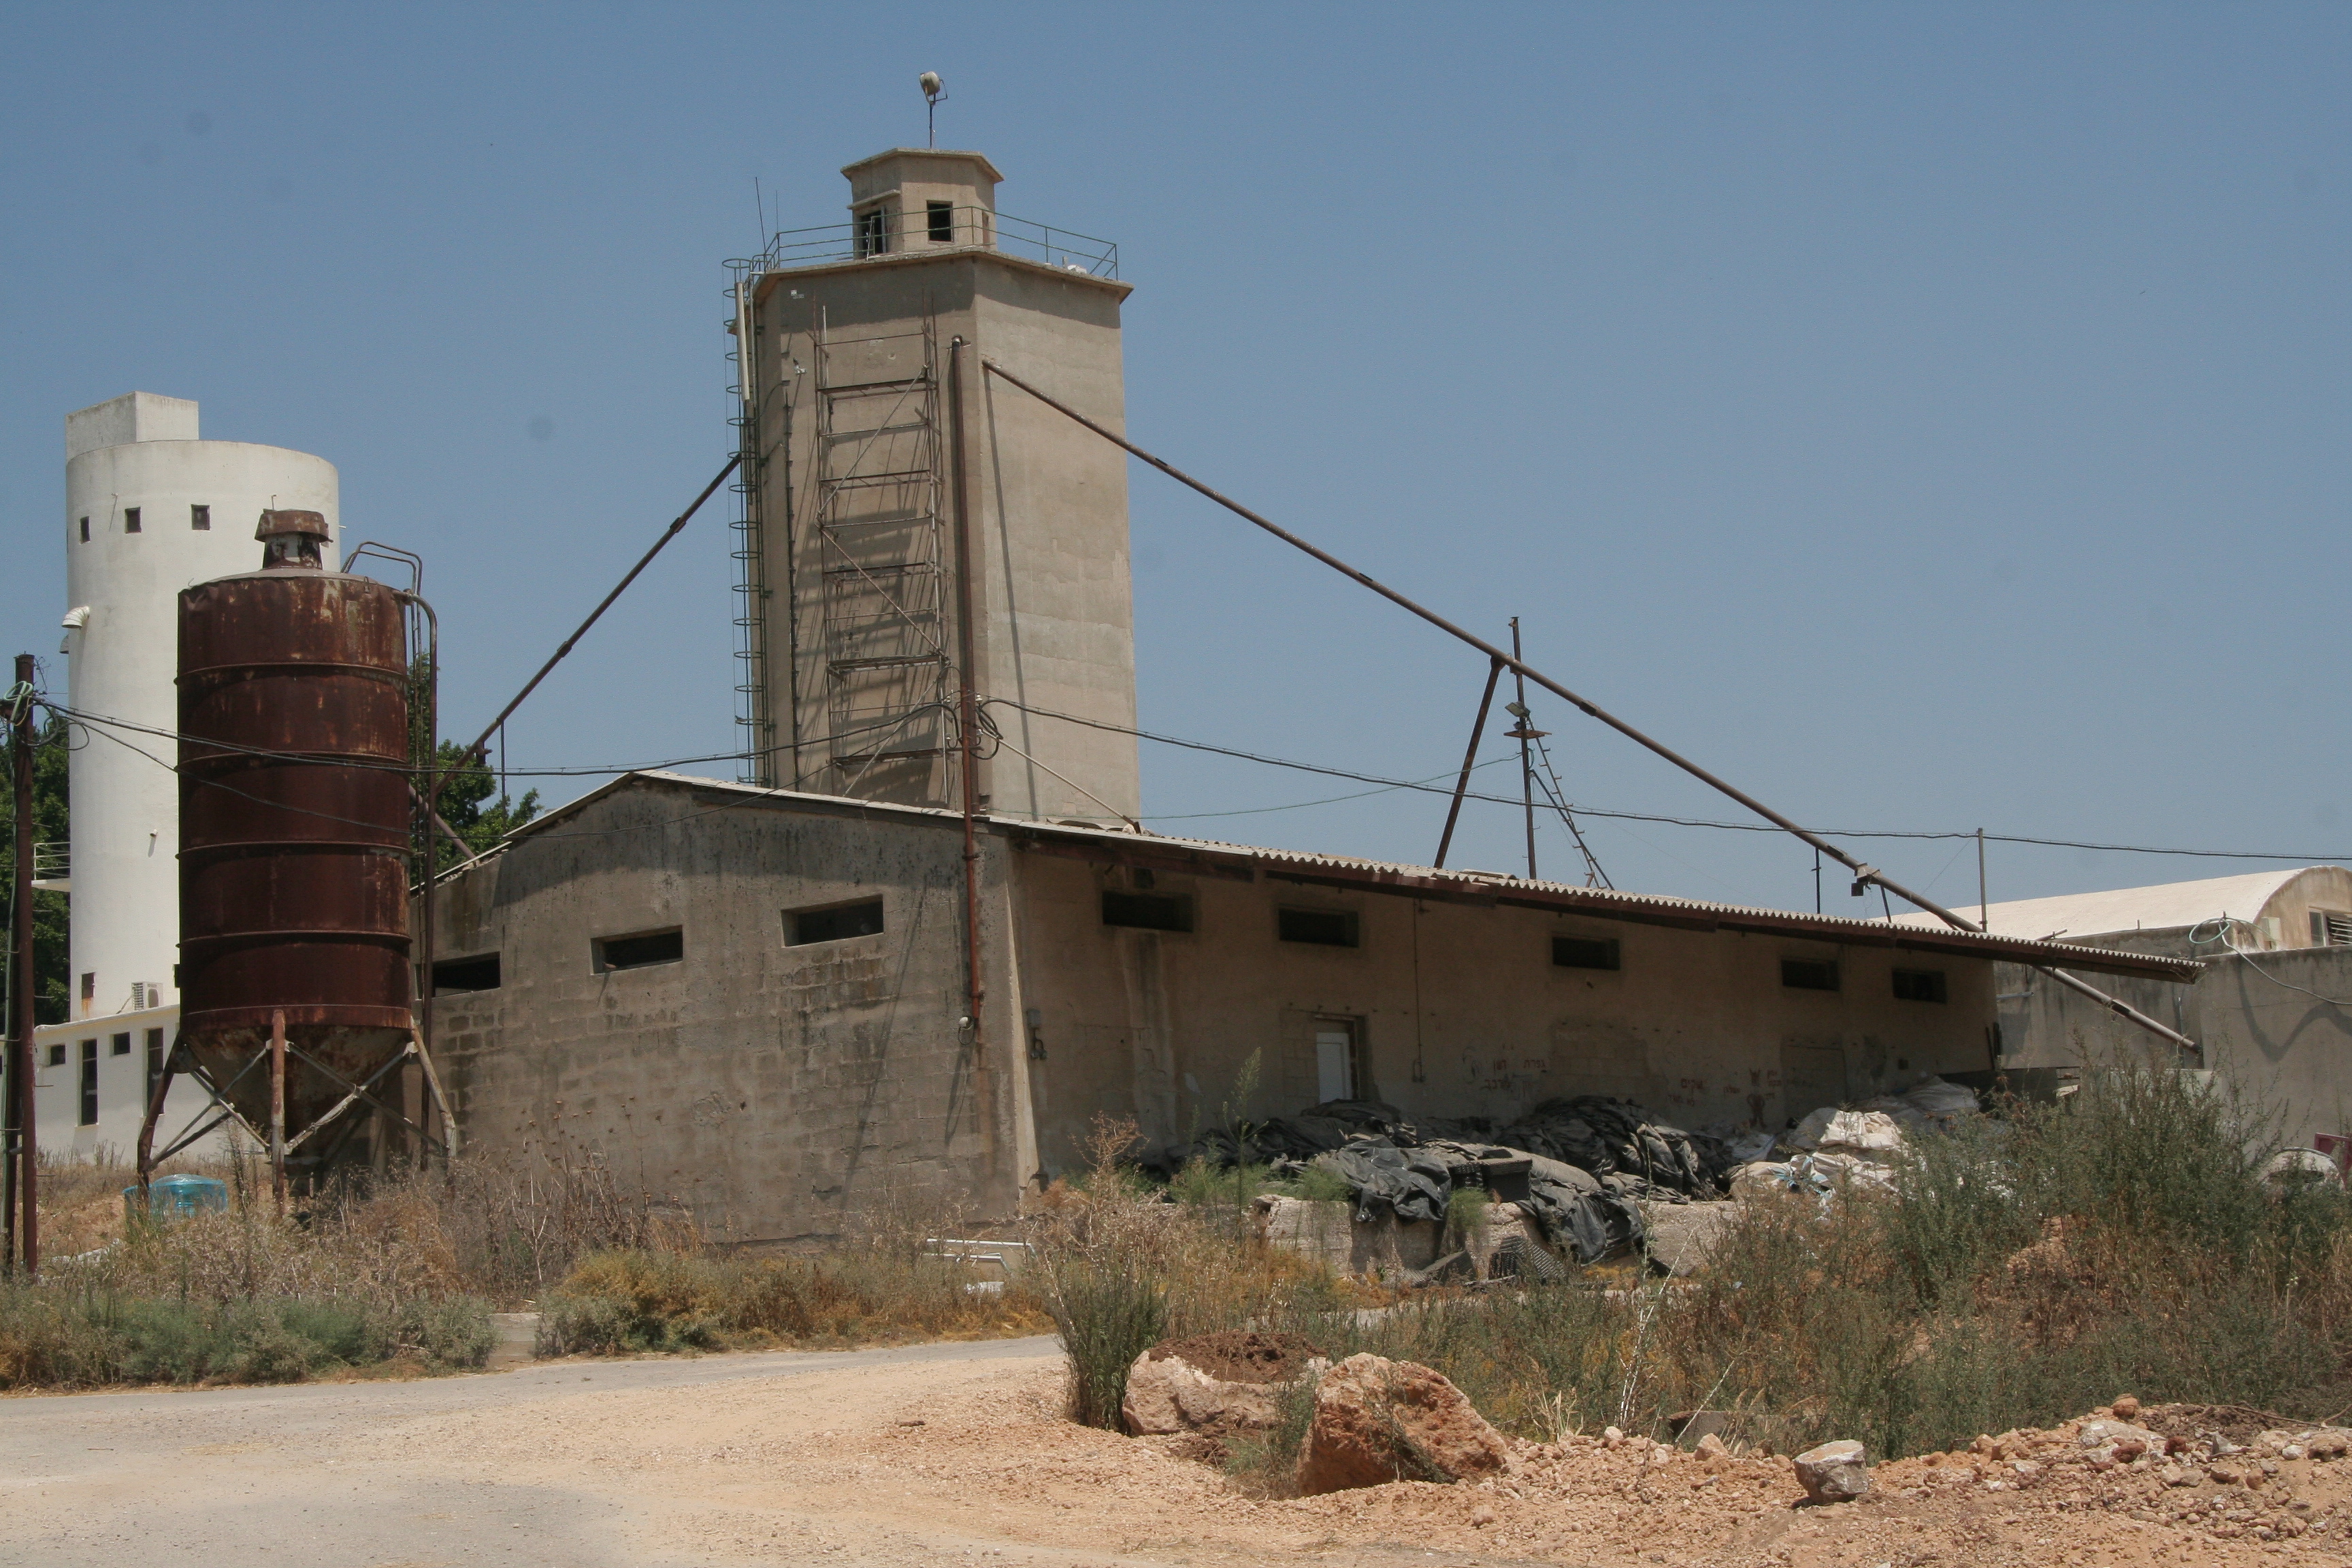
(1005, 849, 2005, 1174)
(429, 783, 1022, 1243)
(2194, 947, 2352, 1150)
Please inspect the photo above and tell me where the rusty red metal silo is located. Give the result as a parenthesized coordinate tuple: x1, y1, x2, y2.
(177, 510, 414, 1162)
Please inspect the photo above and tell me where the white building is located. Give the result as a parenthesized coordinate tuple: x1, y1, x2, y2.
(32, 392, 339, 1159)
(1882, 868, 2352, 1142)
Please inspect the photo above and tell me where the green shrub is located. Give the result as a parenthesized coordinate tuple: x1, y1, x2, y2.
(400, 1298, 496, 1369)
(1224, 1361, 1323, 1490)
(233, 1322, 329, 1383)
(1287, 1162, 1355, 1204)
(1170, 1157, 1267, 1211)
(1044, 1253, 1167, 1429)
(533, 1245, 1045, 1357)
(1107, 1066, 2352, 1461)
(537, 1293, 640, 1356)
(538, 1250, 719, 1353)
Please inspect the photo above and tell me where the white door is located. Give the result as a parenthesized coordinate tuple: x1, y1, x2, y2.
(1315, 1029, 1354, 1103)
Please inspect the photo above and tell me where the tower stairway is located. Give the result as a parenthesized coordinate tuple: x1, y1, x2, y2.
(808, 318, 952, 802)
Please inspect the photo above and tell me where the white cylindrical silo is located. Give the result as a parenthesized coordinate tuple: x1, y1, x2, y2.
(38, 391, 340, 1156)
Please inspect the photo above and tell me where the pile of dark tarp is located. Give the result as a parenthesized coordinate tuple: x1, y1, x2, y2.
(1154, 1094, 1736, 1264)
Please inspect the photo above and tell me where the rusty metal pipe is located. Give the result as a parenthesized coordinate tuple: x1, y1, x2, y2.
(981, 359, 2207, 1059)
(1433, 657, 1503, 869)
(399, 590, 441, 1162)
(947, 340, 985, 1053)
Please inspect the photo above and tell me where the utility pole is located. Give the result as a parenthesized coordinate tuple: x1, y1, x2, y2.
(1501, 619, 1544, 881)
(7, 654, 39, 1276)
(1978, 828, 1989, 933)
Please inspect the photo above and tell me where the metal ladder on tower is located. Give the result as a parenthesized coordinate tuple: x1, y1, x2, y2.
(808, 314, 953, 803)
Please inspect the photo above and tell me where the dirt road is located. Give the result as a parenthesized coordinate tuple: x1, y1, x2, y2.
(8, 1339, 2351, 1567)
(0, 1338, 1071, 1568)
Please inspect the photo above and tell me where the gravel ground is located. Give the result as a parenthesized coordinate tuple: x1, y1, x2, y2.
(8, 1342, 2352, 1567)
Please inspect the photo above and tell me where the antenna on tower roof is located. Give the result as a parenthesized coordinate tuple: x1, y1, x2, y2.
(920, 71, 947, 148)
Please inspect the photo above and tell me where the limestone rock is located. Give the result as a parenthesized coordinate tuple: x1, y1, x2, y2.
(1793, 1439, 1870, 1503)
(1294, 1353, 1510, 1494)
(1790, 1108, 1904, 1154)
(1638, 1199, 1737, 1276)
(1729, 1162, 1795, 1202)
(2076, 1419, 2159, 1460)
(1120, 1330, 1324, 1439)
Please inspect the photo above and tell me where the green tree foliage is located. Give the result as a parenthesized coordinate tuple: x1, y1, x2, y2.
(1, 714, 72, 1026)
(427, 740, 539, 868)
(402, 659, 540, 869)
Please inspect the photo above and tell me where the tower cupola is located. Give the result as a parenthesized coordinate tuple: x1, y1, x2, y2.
(840, 148, 1003, 257)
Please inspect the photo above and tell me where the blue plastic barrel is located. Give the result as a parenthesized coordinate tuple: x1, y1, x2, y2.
(122, 1174, 231, 1224)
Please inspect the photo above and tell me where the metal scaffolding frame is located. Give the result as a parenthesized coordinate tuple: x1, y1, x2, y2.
(808, 311, 953, 801)
(727, 270, 782, 788)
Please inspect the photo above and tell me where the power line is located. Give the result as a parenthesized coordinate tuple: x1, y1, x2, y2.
(1143, 756, 1515, 821)
(983, 699, 2352, 866)
(42, 704, 759, 781)
(40, 696, 2352, 872)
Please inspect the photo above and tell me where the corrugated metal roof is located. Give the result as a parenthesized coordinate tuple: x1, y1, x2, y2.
(493, 771, 2204, 983)
(1884, 867, 2335, 943)
(1000, 815, 2201, 981)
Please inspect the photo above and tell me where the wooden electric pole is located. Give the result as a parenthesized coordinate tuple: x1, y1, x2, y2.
(7, 654, 39, 1275)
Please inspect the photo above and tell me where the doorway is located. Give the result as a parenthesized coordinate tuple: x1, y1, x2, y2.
(1313, 1016, 1365, 1103)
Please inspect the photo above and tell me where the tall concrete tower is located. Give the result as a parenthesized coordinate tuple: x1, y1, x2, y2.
(731, 148, 1140, 824)
(37, 393, 337, 1154)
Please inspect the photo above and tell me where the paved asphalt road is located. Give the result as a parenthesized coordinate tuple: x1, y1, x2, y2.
(0, 1337, 1062, 1568)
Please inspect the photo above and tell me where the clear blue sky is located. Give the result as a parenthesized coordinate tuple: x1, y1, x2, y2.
(3, 4, 2345, 915)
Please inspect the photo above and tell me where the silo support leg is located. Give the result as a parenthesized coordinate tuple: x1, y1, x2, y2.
(283, 1041, 442, 1157)
(269, 1011, 287, 1215)
(146, 1049, 272, 1166)
(133, 1036, 182, 1200)
(411, 1032, 459, 1161)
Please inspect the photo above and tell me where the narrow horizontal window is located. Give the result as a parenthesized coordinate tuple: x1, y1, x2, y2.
(1552, 935, 1620, 971)
(191, 503, 210, 531)
(1781, 958, 1840, 992)
(787, 898, 885, 946)
(1278, 906, 1358, 948)
(1102, 890, 1192, 932)
(123, 506, 141, 534)
(1892, 968, 1947, 1003)
(433, 953, 502, 993)
(593, 928, 684, 973)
